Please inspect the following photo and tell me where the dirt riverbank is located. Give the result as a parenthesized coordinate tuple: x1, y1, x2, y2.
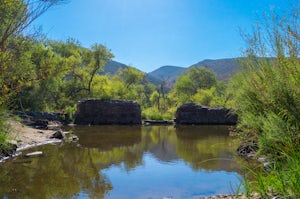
(6, 119, 62, 151)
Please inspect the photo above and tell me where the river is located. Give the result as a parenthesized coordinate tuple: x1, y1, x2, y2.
(0, 125, 255, 199)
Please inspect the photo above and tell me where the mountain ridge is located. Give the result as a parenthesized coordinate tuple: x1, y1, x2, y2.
(103, 58, 242, 86)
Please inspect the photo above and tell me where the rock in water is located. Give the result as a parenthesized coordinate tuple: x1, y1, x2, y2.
(175, 103, 238, 125)
(74, 99, 142, 125)
(50, 130, 64, 139)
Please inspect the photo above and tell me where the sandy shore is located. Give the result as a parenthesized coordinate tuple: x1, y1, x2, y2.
(6, 119, 62, 151)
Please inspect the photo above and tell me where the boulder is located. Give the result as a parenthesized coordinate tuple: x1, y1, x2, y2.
(50, 130, 64, 139)
(174, 103, 238, 125)
(74, 99, 142, 125)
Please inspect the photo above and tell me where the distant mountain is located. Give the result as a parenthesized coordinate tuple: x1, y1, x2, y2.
(147, 58, 241, 89)
(145, 74, 163, 85)
(147, 65, 187, 88)
(148, 65, 186, 81)
(102, 60, 163, 86)
(103, 58, 242, 88)
(102, 60, 128, 75)
(190, 58, 240, 80)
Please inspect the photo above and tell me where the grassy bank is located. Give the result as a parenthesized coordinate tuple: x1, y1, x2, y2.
(244, 150, 300, 198)
(0, 111, 9, 151)
(228, 6, 300, 198)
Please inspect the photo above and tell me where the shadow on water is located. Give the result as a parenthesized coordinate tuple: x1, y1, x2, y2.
(0, 125, 258, 199)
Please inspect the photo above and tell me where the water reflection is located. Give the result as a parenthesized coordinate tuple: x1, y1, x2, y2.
(175, 125, 243, 172)
(0, 144, 112, 199)
(0, 125, 251, 199)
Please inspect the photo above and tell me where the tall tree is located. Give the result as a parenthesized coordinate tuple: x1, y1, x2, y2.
(86, 44, 113, 95)
(0, 0, 64, 51)
(0, 0, 64, 107)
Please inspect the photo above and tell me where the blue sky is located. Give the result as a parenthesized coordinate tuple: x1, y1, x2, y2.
(33, 0, 291, 72)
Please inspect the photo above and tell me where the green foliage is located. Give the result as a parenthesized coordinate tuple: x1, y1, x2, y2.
(0, 108, 10, 150)
(64, 105, 77, 121)
(228, 5, 300, 198)
(192, 87, 215, 106)
(0, 0, 63, 108)
(142, 108, 164, 120)
(173, 67, 217, 103)
(117, 66, 145, 88)
(245, 151, 300, 198)
(142, 107, 174, 120)
(149, 90, 161, 109)
(229, 56, 300, 156)
(228, 6, 300, 157)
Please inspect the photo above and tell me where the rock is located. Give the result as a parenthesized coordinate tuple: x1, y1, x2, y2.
(237, 141, 258, 157)
(74, 99, 142, 125)
(25, 151, 43, 157)
(50, 130, 64, 139)
(32, 119, 48, 129)
(174, 103, 238, 125)
(70, 135, 79, 142)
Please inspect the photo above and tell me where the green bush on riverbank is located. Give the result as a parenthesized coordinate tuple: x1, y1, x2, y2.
(229, 5, 300, 198)
(245, 150, 300, 198)
(142, 107, 175, 120)
(0, 110, 9, 151)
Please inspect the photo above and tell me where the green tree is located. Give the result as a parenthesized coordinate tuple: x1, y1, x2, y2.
(173, 67, 217, 103)
(150, 90, 160, 110)
(86, 44, 114, 96)
(0, 0, 64, 107)
(117, 67, 145, 88)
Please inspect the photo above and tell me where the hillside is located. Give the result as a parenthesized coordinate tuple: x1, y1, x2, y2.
(102, 60, 128, 75)
(190, 58, 240, 80)
(103, 58, 242, 88)
(147, 65, 186, 89)
(148, 65, 186, 81)
(148, 58, 241, 88)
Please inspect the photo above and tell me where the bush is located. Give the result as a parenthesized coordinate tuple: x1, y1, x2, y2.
(142, 107, 175, 120)
(229, 5, 300, 198)
(0, 109, 9, 151)
(246, 150, 300, 198)
(228, 5, 300, 158)
(64, 105, 77, 121)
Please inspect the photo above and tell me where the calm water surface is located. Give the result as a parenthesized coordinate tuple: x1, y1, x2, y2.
(0, 125, 253, 199)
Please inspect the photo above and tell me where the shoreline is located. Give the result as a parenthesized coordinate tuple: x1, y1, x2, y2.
(0, 119, 64, 163)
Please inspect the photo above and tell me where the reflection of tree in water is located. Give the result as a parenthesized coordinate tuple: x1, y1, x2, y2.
(141, 126, 178, 162)
(72, 125, 144, 171)
(175, 125, 245, 172)
(0, 144, 112, 199)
